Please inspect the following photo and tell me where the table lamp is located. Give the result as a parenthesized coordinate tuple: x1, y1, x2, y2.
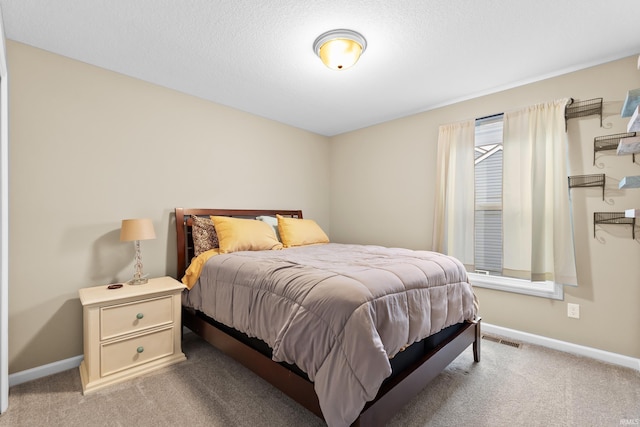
(120, 218, 156, 285)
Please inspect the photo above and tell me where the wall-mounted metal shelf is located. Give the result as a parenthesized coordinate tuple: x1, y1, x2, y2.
(565, 98, 603, 130)
(593, 132, 637, 165)
(593, 212, 636, 239)
(568, 174, 605, 200)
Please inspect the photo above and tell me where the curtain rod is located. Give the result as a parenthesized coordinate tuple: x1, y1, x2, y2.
(476, 112, 504, 122)
(476, 98, 574, 122)
(442, 98, 572, 128)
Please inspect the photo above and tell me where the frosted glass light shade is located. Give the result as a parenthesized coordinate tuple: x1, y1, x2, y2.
(313, 29, 367, 70)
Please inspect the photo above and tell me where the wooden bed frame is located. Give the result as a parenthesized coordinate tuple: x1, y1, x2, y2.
(175, 207, 481, 427)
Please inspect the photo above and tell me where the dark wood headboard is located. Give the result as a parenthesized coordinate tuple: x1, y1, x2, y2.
(174, 208, 303, 280)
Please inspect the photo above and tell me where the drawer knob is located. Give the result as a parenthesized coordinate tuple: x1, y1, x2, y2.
(136, 313, 144, 320)
(137, 346, 144, 354)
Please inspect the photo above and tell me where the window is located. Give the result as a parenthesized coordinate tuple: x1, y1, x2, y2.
(434, 100, 577, 300)
(470, 114, 563, 299)
(474, 115, 503, 276)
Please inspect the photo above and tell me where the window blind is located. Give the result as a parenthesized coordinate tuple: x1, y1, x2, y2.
(474, 115, 503, 274)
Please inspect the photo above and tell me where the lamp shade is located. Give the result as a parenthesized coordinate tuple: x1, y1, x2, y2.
(120, 218, 156, 242)
(313, 29, 367, 70)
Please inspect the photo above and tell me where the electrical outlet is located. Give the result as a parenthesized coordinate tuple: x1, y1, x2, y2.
(567, 303, 580, 319)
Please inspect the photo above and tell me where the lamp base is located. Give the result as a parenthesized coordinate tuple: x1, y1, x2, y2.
(127, 277, 149, 286)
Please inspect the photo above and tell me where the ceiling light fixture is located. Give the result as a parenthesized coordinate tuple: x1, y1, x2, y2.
(313, 29, 367, 70)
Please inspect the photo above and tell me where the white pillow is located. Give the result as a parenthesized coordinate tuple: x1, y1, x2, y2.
(256, 216, 281, 241)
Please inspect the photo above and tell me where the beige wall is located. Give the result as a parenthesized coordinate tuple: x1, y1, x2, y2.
(7, 41, 331, 373)
(330, 56, 640, 359)
(7, 39, 640, 374)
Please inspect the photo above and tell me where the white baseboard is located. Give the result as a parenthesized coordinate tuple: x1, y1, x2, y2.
(8, 325, 639, 387)
(482, 323, 640, 371)
(9, 355, 83, 387)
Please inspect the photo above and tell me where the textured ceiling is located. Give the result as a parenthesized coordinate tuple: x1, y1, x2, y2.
(1, 0, 640, 136)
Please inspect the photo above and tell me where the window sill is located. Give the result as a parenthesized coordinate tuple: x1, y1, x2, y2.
(468, 272, 564, 300)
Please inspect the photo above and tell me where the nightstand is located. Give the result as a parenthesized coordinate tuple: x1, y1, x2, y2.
(78, 276, 186, 394)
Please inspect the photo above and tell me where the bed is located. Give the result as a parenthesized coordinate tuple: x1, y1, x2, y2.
(175, 208, 480, 427)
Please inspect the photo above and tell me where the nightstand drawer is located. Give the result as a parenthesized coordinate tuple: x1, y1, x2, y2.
(101, 295, 173, 340)
(101, 327, 174, 377)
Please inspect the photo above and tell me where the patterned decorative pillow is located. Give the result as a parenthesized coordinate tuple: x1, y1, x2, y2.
(191, 215, 219, 256)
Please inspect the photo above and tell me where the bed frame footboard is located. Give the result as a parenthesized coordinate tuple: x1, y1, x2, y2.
(355, 317, 481, 427)
(183, 307, 480, 427)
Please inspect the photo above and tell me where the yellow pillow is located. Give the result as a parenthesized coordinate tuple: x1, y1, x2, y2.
(211, 216, 283, 253)
(277, 214, 330, 248)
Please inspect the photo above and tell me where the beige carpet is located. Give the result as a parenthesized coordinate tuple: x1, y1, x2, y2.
(0, 332, 638, 426)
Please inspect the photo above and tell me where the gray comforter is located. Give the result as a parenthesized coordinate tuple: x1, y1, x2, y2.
(183, 243, 477, 426)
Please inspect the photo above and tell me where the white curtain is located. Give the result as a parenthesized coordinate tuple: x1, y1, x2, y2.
(432, 120, 475, 268)
(502, 99, 577, 285)
(433, 99, 577, 287)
